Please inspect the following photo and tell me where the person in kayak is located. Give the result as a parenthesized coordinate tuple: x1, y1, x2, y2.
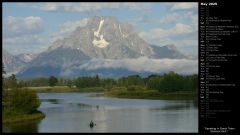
(89, 120, 96, 128)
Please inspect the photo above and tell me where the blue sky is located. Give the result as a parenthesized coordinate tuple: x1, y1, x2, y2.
(3, 2, 198, 56)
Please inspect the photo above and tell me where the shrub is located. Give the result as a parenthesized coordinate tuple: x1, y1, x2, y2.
(48, 76, 58, 87)
(3, 89, 41, 114)
(127, 86, 136, 91)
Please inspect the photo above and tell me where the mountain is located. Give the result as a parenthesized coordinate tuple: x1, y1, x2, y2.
(48, 16, 154, 59)
(2, 49, 26, 76)
(46, 16, 186, 59)
(17, 16, 190, 78)
(16, 53, 37, 63)
(151, 44, 186, 59)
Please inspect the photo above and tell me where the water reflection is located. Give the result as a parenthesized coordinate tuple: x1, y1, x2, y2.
(3, 92, 198, 133)
(41, 99, 61, 104)
(3, 119, 42, 133)
(150, 104, 189, 111)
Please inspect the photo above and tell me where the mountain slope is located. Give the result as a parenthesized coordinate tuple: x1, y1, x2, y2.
(48, 16, 155, 59)
(16, 53, 37, 63)
(17, 16, 190, 78)
(2, 49, 26, 75)
(151, 44, 186, 59)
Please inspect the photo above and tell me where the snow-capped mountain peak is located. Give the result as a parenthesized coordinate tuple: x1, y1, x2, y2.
(92, 18, 109, 48)
(16, 16, 189, 78)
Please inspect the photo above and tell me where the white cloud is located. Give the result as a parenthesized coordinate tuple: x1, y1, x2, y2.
(3, 16, 43, 37)
(3, 16, 47, 54)
(51, 18, 89, 40)
(3, 34, 50, 55)
(139, 23, 193, 40)
(37, 3, 58, 11)
(76, 57, 197, 75)
(35, 2, 151, 12)
(138, 21, 197, 55)
(160, 13, 180, 24)
(160, 11, 198, 26)
(190, 14, 198, 31)
(168, 3, 197, 11)
(175, 23, 193, 34)
(25, 16, 42, 29)
(3, 34, 44, 45)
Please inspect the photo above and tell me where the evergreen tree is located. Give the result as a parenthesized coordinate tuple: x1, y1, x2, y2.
(48, 76, 58, 87)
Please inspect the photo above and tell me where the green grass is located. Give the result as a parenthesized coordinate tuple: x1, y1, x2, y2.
(105, 87, 197, 100)
(3, 109, 45, 124)
(25, 86, 106, 93)
(25, 86, 197, 100)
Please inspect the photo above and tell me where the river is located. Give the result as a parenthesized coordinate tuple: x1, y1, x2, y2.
(3, 92, 198, 133)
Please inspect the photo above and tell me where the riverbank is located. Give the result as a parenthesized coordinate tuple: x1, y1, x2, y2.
(25, 86, 197, 100)
(104, 87, 197, 100)
(26, 86, 106, 93)
(3, 110, 45, 124)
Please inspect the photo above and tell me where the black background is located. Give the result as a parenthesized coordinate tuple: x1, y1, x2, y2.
(199, 0, 239, 134)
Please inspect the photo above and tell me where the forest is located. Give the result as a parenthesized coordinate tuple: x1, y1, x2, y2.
(6, 71, 198, 93)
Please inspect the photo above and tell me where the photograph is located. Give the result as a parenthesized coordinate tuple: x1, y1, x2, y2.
(2, 2, 198, 133)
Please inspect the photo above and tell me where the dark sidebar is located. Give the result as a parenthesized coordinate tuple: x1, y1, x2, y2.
(199, 0, 239, 134)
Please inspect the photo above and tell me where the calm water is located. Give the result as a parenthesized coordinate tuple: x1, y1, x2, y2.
(3, 92, 198, 133)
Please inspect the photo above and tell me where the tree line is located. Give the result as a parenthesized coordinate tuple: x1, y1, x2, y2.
(14, 71, 198, 92)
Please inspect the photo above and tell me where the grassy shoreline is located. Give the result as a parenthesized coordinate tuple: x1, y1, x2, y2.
(25, 86, 106, 93)
(26, 86, 197, 100)
(3, 110, 45, 124)
(105, 92, 197, 100)
(104, 88, 197, 100)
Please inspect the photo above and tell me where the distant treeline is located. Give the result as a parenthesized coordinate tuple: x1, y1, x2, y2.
(12, 71, 198, 92)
